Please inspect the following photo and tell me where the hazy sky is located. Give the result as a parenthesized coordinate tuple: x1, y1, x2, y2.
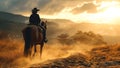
(0, 0, 120, 24)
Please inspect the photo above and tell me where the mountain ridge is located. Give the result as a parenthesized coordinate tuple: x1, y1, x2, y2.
(0, 11, 28, 23)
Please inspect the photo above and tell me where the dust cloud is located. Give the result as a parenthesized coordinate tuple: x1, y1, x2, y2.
(9, 42, 96, 68)
(0, 29, 107, 68)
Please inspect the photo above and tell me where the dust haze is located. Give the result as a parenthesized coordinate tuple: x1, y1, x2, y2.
(46, 19, 120, 44)
(0, 14, 120, 67)
(0, 25, 106, 68)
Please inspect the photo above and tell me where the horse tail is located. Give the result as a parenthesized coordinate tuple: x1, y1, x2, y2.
(25, 27, 31, 43)
(23, 27, 32, 57)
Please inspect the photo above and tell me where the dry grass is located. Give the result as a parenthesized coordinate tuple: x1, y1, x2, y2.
(88, 44, 120, 68)
(30, 44, 120, 68)
(0, 37, 120, 68)
(0, 38, 24, 67)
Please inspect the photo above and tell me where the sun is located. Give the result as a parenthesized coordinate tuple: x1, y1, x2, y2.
(99, 1, 120, 18)
(98, 2, 120, 24)
(103, 7, 120, 18)
(86, 1, 120, 24)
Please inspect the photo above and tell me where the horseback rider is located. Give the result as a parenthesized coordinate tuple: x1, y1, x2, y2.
(29, 8, 48, 43)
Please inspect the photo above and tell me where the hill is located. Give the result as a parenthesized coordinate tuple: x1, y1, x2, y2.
(0, 11, 28, 23)
(30, 45, 120, 68)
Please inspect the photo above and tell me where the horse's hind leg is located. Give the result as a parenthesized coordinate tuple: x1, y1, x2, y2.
(40, 43, 44, 58)
(33, 45, 37, 56)
(24, 40, 31, 57)
(29, 44, 33, 58)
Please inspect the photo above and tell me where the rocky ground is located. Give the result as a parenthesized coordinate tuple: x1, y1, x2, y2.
(29, 45, 120, 68)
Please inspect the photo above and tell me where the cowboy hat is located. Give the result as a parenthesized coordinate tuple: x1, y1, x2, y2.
(32, 8, 39, 11)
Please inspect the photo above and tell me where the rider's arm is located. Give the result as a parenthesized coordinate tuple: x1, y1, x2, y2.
(29, 15, 32, 24)
(37, 14, 41, 24)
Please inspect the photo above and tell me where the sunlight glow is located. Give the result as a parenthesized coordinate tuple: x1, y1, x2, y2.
(41, 1, 120, 24)
(21, 1, 120, 24)
(96, 1, 120, 24)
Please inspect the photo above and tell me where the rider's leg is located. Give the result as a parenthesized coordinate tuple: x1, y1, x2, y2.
(43, 29, 48, 43)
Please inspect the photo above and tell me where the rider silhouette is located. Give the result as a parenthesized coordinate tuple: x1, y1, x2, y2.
(29, 8, 48, 43)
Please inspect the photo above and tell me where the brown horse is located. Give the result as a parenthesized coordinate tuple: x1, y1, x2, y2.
(22, 25, 44, 58)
